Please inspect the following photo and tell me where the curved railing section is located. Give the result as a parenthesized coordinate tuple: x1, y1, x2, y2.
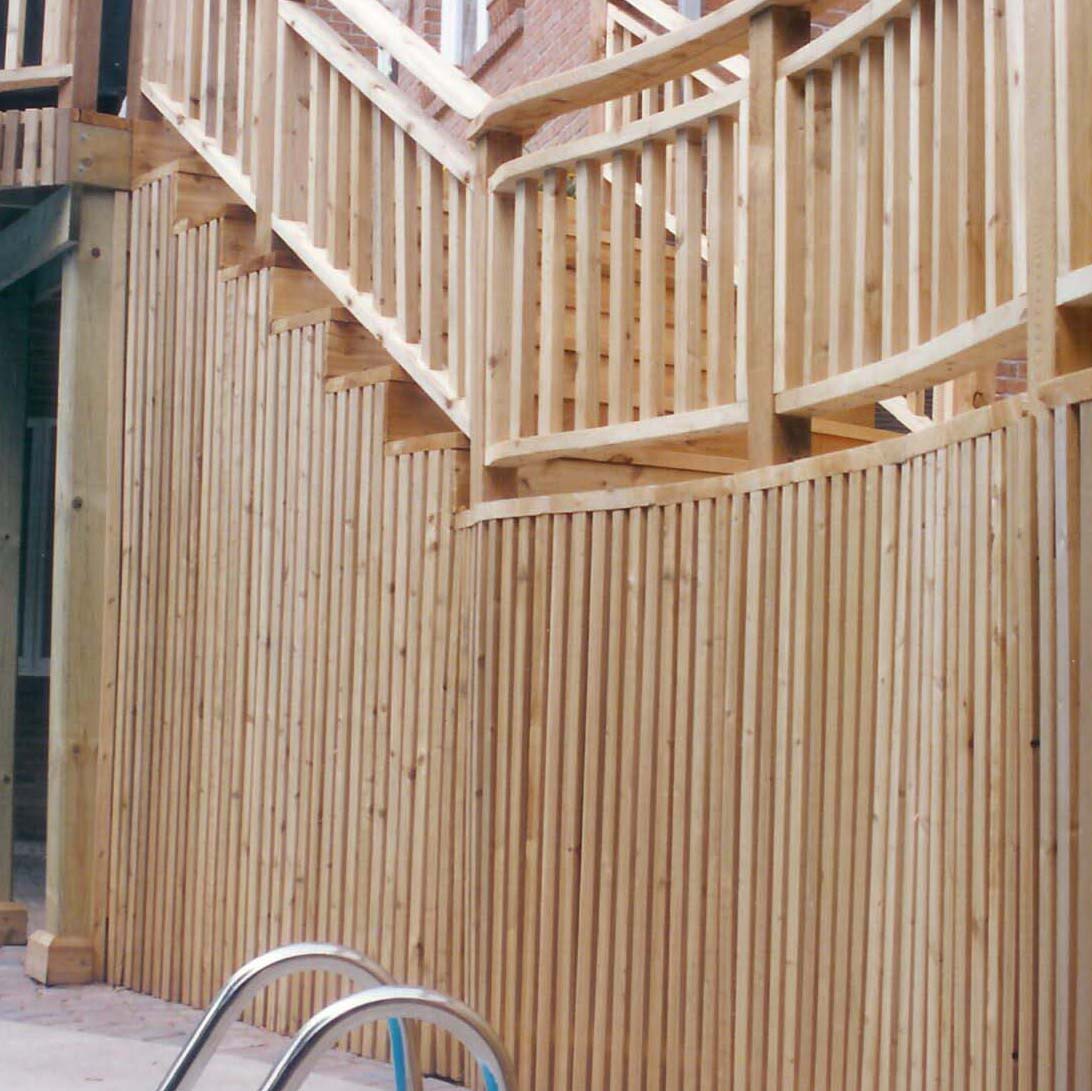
(156, 943, 422, 1091)
(257, 986, 517, 1091)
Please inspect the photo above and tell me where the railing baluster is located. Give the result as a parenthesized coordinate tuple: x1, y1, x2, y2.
(539, 167, 567, 435)
(372, 112, 396, 317)
(828, 54, 859, 375)
(853, 37, 884, 371)
(447, 177, 466, 396)
(200, 0, 220, 133)
(217, 0, 240, 156)
(909, 0, 934, 349)
(639, 140, 666, 419)
(984, 0, 1011, 310)
(349, 91, 374, 291)
(673, 127, 703, 412)
(511, 177, 539, 438)
(328, 70, 350, 270)
(883, 20, 911, 360)
(395, 127, 420, 343)
(274, 20, 309, 223)
(608, 149, 636, 424)
(803, 71, 831, 386)
(5, 0, 26, 70)
(575, 158, 602, 429)
(421, 154, 444, 365)
(308, 53, 329, 249)
(707, 114, 735, 405)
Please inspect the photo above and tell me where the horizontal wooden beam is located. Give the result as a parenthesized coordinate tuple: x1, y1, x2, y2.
(486, 401, 749, 466)
(296, 0, 490, 119)
(1057, 263, 1092, 308)
(471, 0, 799, 137)
(460, 395, 1026, 525)
(775, 296, 1028, 417)
(490, 83, 744, 192)
(0, 63, 72, 92)
(0, 188, 74, 294)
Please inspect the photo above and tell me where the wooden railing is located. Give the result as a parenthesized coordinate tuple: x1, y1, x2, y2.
(485, 86, 747, 465)
(0, 0, 73, 91)
(602, 0, 745, 132)
(139, 0, 489, 428)
(772, 0, 1028, 418)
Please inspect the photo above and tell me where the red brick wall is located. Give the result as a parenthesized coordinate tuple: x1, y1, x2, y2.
(307, 0, 595, 148)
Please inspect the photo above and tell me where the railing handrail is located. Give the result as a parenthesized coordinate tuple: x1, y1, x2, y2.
(257, 986, 518, 1091)
(279, 0, 475, 183)
(610, 0, 749, 80)
(316, 0, 491, 120)
(156, 943, 422, 1091)
(469, 0, 793, 137)
(777, 0, 909, 78)
(490, 81, 746, 193)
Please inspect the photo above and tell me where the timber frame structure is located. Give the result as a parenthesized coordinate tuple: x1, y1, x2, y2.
(1, 0, 1091, 1087)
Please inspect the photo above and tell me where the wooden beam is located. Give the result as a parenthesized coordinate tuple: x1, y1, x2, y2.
(0, 63, 73, 92)
(745, 5, 812, 466)
(776, 296, 1028, 417)
(0, 189, 75, 296)
(301, 0, 490, 119)
(470, 0, 803, 137)
(0, 288, 29, 935)
(486, 401, 749, 467)
(26, 189, 128, 985)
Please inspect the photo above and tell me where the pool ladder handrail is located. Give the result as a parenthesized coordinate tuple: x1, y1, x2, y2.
(256, 985, 517, 1091)
(155, 942, 422, 1091)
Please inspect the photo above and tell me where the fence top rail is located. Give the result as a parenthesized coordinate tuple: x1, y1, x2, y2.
(490, 80, 746, 192)
(470, 0, 796, 137)
(777, 0, 910, 78)
(312, 0, 491, 120)
(280, 0, 475, 182)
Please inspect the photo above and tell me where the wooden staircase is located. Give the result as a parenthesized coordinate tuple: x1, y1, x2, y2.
(128, 0, 1035, 503)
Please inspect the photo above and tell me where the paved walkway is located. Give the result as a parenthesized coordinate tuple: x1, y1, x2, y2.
(0, 943, 456, 1090)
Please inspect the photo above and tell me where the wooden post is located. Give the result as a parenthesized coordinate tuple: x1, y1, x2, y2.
(745, 6, 812, 466)
(61, 0, 104, 110)
(472, 129, 522, 503)
(25, 189, 128, 986)
(0, 289, 30, 947)
(125, 0, 156, 120)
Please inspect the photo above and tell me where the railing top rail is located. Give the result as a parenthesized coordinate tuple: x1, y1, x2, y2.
(610, 0, 749, 80)
(470, 0, 796, 138)
(280, 1, 475, 182)
(777, 0, 909, 78)
(315, 0, 491, 119)
(490, 81, 746, 193)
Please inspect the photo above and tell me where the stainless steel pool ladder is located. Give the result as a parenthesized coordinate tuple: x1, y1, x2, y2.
(156, 942, 422, 1091)
(257, 986, 517, 1091)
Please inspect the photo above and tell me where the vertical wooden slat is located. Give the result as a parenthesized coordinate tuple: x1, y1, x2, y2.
(538, 167, 567, 435)
(829, 54, 860, 374)
(511, 178, 540, 439)
(882, 20, 911, 358)
(853, 37, 885, 370)
(707, 114, 736, 404)
(575, 158, 602, 430)
(639, 140, 666, 419)
(608, 148, 636, 424)
(673, 128, 703, 413)
(395, 127, 420, 343)
(421, 154, 444, 365)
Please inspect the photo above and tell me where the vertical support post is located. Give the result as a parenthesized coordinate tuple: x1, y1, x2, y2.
(125, 0, 156, 120)
(25, 190, 128, 986)
(745, 5, 811, 467)
(471, 129, 522, 504)
(0, 289, 30, 946)
(61, 0, 104, 110)
(252, 0, 279, 253)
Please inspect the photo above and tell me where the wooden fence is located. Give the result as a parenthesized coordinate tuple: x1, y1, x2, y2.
(104, 175, 474, 1081)
(101, 173, 1092, 1089)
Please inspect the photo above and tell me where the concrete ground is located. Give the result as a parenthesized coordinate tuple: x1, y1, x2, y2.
(0, 944, 463, 1090)
(0, 851, 459, 1090)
